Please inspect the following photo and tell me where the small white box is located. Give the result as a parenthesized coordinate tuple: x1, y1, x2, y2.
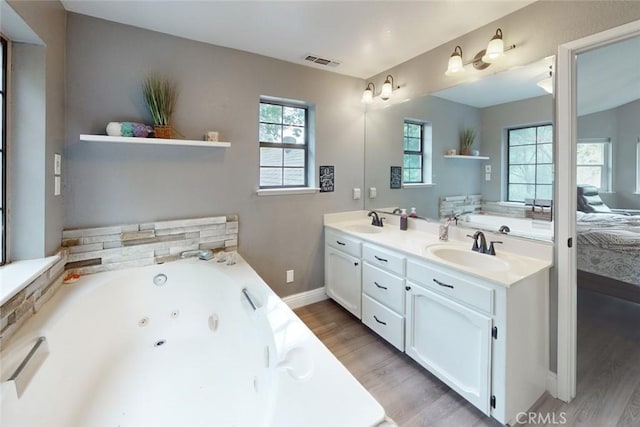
(54, 176, 61, 196)
(54, 153, 62, 175)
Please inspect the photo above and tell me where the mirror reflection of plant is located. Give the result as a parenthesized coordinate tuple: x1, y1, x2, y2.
(142, 74, 178, 126)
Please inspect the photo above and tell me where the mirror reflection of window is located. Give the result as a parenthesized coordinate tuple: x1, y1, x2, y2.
(506, 124, 553, 202)
(403, 121, 432, 185)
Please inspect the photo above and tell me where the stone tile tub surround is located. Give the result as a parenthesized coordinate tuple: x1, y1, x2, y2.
(62, 215, 239, 275)
(0, 253, 67, 350)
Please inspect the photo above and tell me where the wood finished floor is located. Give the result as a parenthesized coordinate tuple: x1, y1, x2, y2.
(294, 289, 640, 427)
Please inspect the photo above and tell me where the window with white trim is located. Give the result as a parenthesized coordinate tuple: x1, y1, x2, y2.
(403, 120, 432, 184)
(576, 138, 612, 192)
(258, 100, 310, 189)
(507, 124, 553, 202)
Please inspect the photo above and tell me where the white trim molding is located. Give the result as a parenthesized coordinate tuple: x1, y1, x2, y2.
(556, 19, 640, 404)
(256, 188, 320, 196)
(282, 287, 328, 309)
(547, 371, 558, 398)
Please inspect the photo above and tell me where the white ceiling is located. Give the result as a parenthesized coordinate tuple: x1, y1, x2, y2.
(60, 0, 534, 79)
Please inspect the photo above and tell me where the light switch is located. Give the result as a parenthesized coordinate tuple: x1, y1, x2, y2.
(286, 270, 294, 283)
(485, 173, 491, 181)
(369, 187, 377, 199)
(54, 176, 61, 196)
(353, 188, 361, 200)
(54, 153, 62, 175)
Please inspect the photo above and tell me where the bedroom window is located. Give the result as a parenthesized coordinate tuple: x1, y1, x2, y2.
(576, 138, 612, 192)
(1, 37, 6, 265)
(506, 124, 553, 202)
(258, 100, 309, 189)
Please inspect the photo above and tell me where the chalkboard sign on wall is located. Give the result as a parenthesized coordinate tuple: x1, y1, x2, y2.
(390, 166, 402, 189)
(319, 165, 335, 192)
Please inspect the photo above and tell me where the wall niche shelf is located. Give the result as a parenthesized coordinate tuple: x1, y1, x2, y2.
(444, 154, 490, 160)
(79, 134, 231, 148)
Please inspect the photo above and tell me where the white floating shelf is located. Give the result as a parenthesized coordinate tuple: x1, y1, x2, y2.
(80, 134, 231, 148)
(444, 155, 490, 160)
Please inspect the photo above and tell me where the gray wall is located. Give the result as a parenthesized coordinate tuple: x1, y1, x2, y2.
(578, 99, 640, 210)
(480, 95, 553, 201)
(365, 95, 482, 220)
(6, 0, 66, 259)
(65, 14, 365, 298)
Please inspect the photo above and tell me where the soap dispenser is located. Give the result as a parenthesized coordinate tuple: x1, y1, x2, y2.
(400, 209, 408, 231)
(409, 207, 417, 218)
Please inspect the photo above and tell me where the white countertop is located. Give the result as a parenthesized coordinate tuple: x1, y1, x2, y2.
(324, 211, 553, 287)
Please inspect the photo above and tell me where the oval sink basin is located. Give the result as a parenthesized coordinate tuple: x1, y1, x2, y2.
(426, 245, 509, 272)
(346, 224, 383, 234)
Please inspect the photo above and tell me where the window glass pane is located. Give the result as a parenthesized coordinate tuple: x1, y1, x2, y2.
(404, 137, 421, 152)
(260, 147, 282, 167)
(509, 164, 536, 184)
(260, 168, 282, 187)
(536, 185, 553, 200)
(282, 125, 304, 144)
(509, 145, 536, 164)
(577, 166, 602, 188)
(509, 184, 535, 202)
(259, 123, 281, 143)
(284, 168, 305, 186)
(282, 107, 305, 126)
(537, 125, 553, 143)
(537, 143, 553, 163)
(259, 103, 282, 124)
(509, 128, 536, 146)
(536, 164, 554, 184)
(284, 148, 305, 167)
(404, 123, 421, 138)
(404, 154, 421, 169)
(577, 143, 604, 165)
(407, 168, 422, 183)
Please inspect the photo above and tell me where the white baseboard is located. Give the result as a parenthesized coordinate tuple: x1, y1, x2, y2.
(546, 371, 558, 398)
(283, 287, 328, 309)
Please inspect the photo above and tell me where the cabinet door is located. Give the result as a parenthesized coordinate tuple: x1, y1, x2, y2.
(405, 283, 492, 414)
(325, 246, 362, 318)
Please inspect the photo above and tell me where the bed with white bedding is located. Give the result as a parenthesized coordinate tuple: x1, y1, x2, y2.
(576, 211, 640, 288)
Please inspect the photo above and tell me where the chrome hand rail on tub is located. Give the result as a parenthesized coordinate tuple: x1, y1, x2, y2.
(7, 336, 49, 397)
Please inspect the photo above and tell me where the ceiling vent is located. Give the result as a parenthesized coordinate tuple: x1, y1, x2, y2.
(304, 53, 341, 68)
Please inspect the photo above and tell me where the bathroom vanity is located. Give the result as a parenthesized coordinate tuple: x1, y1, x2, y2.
(324, 211, 552, 426)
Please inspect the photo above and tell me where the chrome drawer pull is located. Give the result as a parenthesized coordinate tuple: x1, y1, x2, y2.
(336, 240, 346, 246)
(373, 315, 387, 325)
(433, 278, 454, 289)
(374, 281, 388, 290)
(374, 255, 388, 262)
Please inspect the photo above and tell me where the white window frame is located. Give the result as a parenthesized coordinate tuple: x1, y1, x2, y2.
(402, 119, 432, 186)
(576, 137, 612, 192)
(636, 139, 640, 194)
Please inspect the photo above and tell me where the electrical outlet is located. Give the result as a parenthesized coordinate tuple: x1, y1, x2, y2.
(54, 176, 61, 196)
(485, 173, 491, 181)
(353, 188, 361, 200)
(54, 153, 62, 175)
(485, 164, 491, 173)
(286, 270, 294, 283)
(369, 187, 377, 198)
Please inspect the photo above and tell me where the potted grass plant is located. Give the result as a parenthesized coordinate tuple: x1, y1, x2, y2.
(142, 74, 178, 139)
(460, 128, 476, 155)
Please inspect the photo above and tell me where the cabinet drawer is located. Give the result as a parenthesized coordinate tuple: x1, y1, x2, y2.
(363, 243, 405, 275)
(363, 263, 404, 314)
(362, 294, 404, 351)
(407, 260, 494, 315)
(326, 229, 361, 258)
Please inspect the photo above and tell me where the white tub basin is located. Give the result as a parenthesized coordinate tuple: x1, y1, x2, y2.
(426, 245, 509, 272)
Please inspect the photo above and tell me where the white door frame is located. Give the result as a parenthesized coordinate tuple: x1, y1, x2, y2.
(555, 19, 640, 402)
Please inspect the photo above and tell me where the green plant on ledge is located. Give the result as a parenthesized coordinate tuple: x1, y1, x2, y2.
(142, 74, 178, 138)
(460, 128, 476, 155)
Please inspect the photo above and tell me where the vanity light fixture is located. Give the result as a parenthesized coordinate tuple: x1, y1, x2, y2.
(536, 66, 553, 94)
(361, 82, 375, 104)
(445, 46, 464, 76)
(380, 75, 395, 100)
(445, 28, 516, 76)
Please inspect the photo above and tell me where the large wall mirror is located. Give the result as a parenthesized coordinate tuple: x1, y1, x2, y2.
(364, 56, 555, 241)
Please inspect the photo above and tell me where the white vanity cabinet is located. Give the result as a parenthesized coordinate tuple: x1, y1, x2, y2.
(405, 259, 548, 425)
(324, 229, 362, 318)
(361, 243, 406, 350)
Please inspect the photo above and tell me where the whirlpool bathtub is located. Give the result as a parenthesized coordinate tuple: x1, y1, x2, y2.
(1, 256, 386, 427)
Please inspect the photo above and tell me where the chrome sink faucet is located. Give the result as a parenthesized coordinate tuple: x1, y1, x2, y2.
(368, 211, 384, 227)
(180, 249, 214, 260)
